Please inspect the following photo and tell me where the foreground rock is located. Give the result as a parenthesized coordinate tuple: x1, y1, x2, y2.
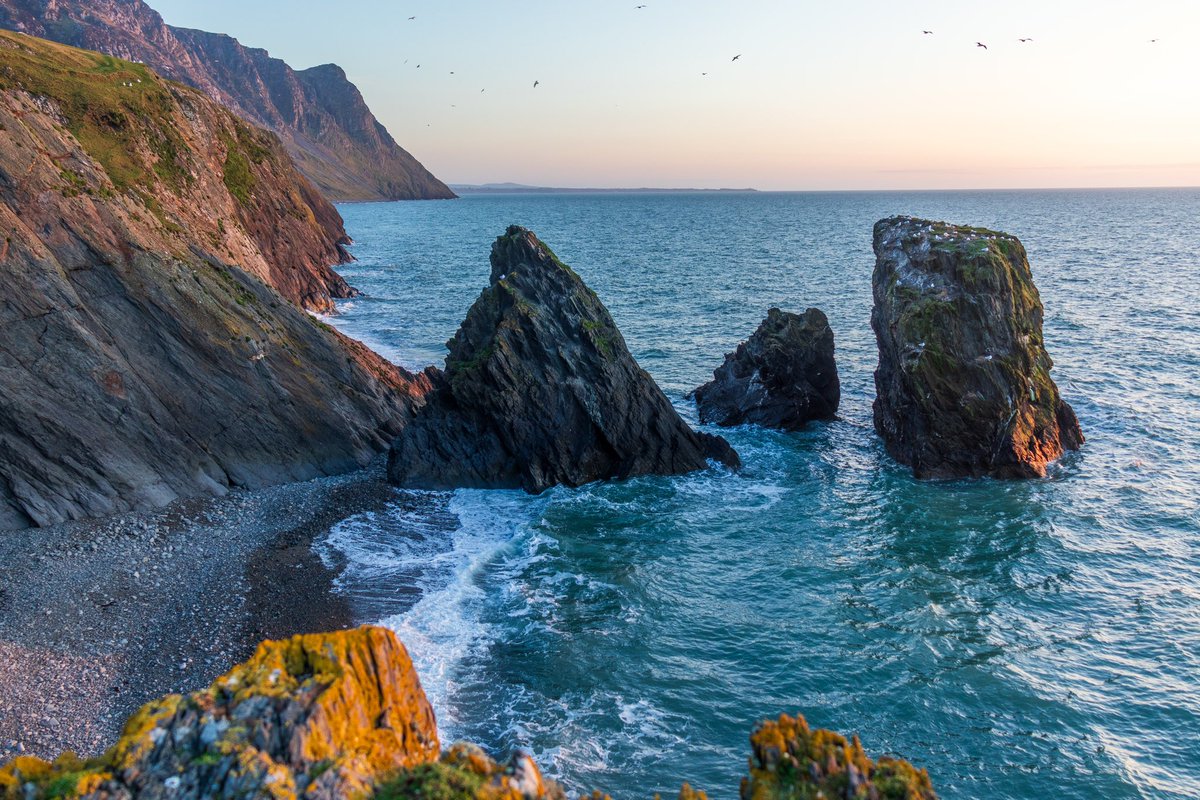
(388, 226, 738, 492)
(0, 33, 429, 530)
(871, 216, 1083, 478)
(694, 308, 840, 429)
(0, 627, 937, 800)
(0, 0, 456, 202)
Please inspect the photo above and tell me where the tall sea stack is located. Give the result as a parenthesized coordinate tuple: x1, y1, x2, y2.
(388, 226, 739, 492)
(871, 216, 1083, 478)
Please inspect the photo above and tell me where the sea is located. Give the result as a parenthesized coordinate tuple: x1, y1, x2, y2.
(316, 189, 1200, 800)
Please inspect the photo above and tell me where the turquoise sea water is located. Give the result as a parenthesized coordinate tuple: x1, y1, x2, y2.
(317, 190, 1200, 800)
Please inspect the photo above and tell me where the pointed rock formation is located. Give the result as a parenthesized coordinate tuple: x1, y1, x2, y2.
(388, 226, 739, 492)
(871, 216, 1083, 479)
(693, 307, 840, 430)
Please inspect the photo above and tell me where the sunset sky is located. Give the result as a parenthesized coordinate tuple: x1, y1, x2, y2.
(151, 0, 1200, 190)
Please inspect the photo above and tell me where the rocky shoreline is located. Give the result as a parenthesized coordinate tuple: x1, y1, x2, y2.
(0, 462, 396, 762)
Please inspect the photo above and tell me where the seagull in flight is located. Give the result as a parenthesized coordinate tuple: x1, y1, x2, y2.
(533, 80, 540, 88)
(731, 54, 742, 61)
(408, 16, 416, 20)
(922, 30, 933, 35)
(1149, 38, 1159, 43)
(1018, 37, 1033, 43)
(976, 42, 988, 50)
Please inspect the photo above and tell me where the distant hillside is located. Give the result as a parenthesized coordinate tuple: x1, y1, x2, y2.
(0, 0, 456, 202)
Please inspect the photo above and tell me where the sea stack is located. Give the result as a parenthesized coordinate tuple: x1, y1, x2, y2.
(871, 216, 1083, 478)
(693, 307, 840, 430)
(388, 226, 739, 492)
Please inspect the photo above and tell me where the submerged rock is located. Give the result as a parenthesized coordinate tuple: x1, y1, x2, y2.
(871, 216, 1083, 478)
(693, 307, 840, 430)
(388, 226, 738, 492)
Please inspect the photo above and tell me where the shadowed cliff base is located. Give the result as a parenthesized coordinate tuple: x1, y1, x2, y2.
(0, 626, 938, 800)
(0, 0, 455, 201)
(388, 226, 738, 493)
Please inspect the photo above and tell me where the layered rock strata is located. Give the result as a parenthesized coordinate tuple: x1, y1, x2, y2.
(694, 307, 840, 429)
(388, 226, 739, 492)
(871, 216, 1083, 478)
(0, 0, 455, 201)
(0, 627, 938, 800)
(0, 33, 429, 530)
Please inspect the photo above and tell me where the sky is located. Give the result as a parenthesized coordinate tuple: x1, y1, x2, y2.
(149, 0, 1200, 191)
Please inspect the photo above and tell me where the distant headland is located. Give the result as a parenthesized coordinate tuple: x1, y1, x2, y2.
(449, 182, 758, 194)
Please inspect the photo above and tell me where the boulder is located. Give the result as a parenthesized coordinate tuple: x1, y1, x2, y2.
(739, 713, 936, 800)
(388, 226, 738, 492)
(693, 307, 840, 429)
(871, 216, 1083, 478)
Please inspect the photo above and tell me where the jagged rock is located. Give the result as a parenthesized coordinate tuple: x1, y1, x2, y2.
(0, 633, 939, 800)
(0, 33, 429, 530)
(0, 628, 442, 799)
(738, 713, 936, 800)
(0, 0, 455, 202)
(693, 308, 840, 429)
(388, 226, 739, 492)
(871, 216, 1084, 479)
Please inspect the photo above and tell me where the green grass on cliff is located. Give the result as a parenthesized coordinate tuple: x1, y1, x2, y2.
(0, 30, 193, 193)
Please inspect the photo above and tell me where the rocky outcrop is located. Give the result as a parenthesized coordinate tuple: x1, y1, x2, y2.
(871, 216, 1083, 479)
(0, 628, 937, 800)
(388, 226, 738, 492)
(0, 0, 455, 202)
(0, 32, 430, 530)
(740, 714, 936, 800)
(693, 307, 840, 430)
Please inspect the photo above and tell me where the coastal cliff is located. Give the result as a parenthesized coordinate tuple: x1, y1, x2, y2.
(0, 0, 455, 202)
(871, 216, 1083, 478)
(388, 226, 738, 492)
(0, 627, 938, 800)
(0, 32, 430, 530)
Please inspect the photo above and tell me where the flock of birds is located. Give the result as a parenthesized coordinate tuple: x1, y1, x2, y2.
(399, 8, 1163, 126)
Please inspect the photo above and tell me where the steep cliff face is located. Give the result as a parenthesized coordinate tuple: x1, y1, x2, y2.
(0, 628, 938, 800)
(871, 216, 1083, 479)
(0, 0, 455, 201)
(389, 226, 739, 493)
(0, 32, 429, 530)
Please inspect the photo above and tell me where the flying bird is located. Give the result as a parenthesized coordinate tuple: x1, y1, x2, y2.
(636, 4, 646, 7)
(976, 42, 988, 50)
(408, 16, 416, 20)
(533, 80, 540, 88)
(922, 30, 933, 35)
(732, 54, 742, 61)
(1149, 38, 1159, 43)
(701, 72, 708, 76)
(1018, 37, 1033, 42)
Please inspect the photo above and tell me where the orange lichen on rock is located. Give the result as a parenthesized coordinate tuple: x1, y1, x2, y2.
(1, 627, 439, 800)
(739, 713, 936, 800)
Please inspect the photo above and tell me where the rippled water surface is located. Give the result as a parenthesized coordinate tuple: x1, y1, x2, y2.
(318, 190, 1200, 800)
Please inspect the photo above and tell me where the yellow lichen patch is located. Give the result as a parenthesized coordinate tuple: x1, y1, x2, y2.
(106, 694, 183, 772)
(0, 756, 54, 799)
(740, 714, 936, 800)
